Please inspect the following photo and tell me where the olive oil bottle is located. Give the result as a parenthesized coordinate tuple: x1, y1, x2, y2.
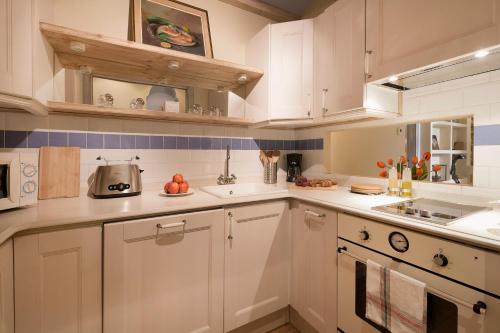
(401, 167, 412, 197)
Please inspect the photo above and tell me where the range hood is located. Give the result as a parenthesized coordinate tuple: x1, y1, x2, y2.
(379, 45, 500, 91)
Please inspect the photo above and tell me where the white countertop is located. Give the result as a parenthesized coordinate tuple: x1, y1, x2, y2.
(1, 184, 499, 251)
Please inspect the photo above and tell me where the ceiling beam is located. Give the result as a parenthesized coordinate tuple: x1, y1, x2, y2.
(219, 0, 300, 22)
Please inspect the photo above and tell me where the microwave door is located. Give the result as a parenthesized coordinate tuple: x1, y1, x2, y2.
(0, 159, 20, 210)
(0, 164, 8, 199)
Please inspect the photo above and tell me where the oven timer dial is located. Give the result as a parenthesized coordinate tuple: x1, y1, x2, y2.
(22, 164, 37, 177)
(388, 231, 409, 252)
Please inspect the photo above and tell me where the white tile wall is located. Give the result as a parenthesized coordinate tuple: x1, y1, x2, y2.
(0, 112, 296, 186)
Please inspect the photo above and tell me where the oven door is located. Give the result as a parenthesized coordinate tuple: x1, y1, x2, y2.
(337, 239, 500, 333)
(0, 154, 20, 210)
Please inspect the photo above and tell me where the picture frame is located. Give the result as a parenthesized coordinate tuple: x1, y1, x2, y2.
(129, 0, 213, 58)
(431, 134, 440, 150)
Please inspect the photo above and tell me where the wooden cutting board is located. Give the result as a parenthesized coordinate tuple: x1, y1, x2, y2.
(38, 147, 80, 199)
(289, 184, 338, 191)
(350, 183, 385, 195)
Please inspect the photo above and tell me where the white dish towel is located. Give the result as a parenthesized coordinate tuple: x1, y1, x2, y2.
(366, 259, 427, 333)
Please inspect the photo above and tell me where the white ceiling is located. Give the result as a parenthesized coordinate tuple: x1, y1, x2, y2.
(259, 0, 312, 15)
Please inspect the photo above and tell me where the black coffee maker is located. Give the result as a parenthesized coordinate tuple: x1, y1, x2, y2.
(286, 153, 302, 182)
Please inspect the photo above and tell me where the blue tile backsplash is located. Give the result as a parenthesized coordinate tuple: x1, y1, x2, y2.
(5, 131, 27, 148)
(49, 132, 68, 147)
(0, 130, 324, 151)
(104, 134, 120, 149)
(474, 125, 500, 146)
(28, 131, 49, 148)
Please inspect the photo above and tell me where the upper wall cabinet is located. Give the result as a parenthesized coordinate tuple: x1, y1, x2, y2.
(0, 0, 32, 97)
(0, 0, 51, 115)
(313, 0, 399, 123)
(246, 20, 314, 124)
(366, 0, 500, 82)
(314, 0, 364, 118)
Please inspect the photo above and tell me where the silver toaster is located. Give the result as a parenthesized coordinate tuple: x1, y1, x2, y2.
(91, 157, 143, 198)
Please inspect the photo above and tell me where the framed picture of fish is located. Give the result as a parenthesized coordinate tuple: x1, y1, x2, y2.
(129, 0, 213, 58)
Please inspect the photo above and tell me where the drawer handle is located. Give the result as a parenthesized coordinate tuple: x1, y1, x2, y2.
(156, 220, 186, 239)
(305, 210, 325, 218)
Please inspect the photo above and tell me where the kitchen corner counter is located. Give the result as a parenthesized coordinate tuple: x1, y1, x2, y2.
(1, 185, 499, 251)
(0, 187, 290, 245)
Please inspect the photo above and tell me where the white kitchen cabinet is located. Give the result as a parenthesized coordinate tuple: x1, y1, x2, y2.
(0, 0, 52, 114)
(246, 20, 313, 123)
(224, 201, 290, 332)
(313, 0, 399, 123)
(104, 210, 224, 333)
(366, 0, 500, 82)
(314, 0, 365, 118)
(290, 202, 337, 333)
(0, 0, 33, 97)
(0, 239, 14, 333)
(14, 226, 102, 333)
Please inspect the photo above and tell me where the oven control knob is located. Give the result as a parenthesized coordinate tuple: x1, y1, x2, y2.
(23, 164, 37, 177)
(359, 230, 370, 241)
(22, 181, 37, 194)
(433, 253, 448, 267)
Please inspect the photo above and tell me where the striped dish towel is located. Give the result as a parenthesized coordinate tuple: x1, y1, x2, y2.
(366, 260, 427, 333)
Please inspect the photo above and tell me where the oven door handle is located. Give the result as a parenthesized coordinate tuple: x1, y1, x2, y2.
(337, 246, 487, 315)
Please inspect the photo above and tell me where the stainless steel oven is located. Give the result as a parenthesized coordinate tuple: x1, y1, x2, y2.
(337, 213, 500, 333)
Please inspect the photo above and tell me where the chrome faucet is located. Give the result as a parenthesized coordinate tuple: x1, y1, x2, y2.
(217, 145, 237, 185)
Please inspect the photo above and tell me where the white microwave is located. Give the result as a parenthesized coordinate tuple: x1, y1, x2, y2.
(0, 152, 38, 211)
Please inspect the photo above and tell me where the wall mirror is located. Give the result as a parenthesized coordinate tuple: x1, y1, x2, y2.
(327, 117, 474, 185)
(64, 71, 245, 118)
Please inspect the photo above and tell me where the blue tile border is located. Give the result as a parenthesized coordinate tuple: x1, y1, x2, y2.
(475, 125, 500, 146)
(69, 133, 86, 148)
(1, 130, 324, 151)
(5, 131, 27, 148)
(28, 131, 49, 148)
(87, 133, 103, 149)
(104, 134, 120, 149)
(49, 132, 68, 147)
(150, 136, 163, 149)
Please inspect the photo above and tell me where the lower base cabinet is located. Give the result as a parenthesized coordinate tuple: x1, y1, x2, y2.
(291, 201, 337, 333)
(103, 209, 225, 333)
(0, 239, 14, 333)
(224, 201, 291, 332)
(14, 226, 102, 333)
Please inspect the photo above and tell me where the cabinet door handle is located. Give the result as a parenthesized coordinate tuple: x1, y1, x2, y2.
(227, 212, 234, 240)
(305, 210, 326, 218)
(156, 220, 186, 239)
(306, 93, 312, 118)
(365, 50, 373, 80)
(321, 88, 328, 114)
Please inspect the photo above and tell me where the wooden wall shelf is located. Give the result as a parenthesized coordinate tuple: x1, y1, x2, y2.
(47, 101, 252, 127)
(40, 22, 264, 91)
